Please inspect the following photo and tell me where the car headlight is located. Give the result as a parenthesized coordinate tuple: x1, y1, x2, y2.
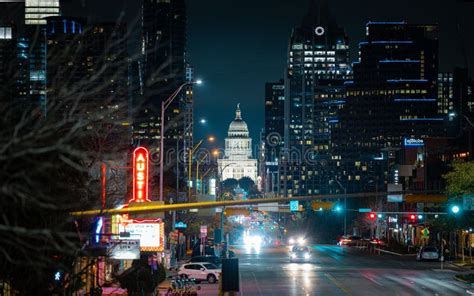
(291, 253, 296, 258)
(298, 237, 305, 245)
(289, 238, 295, 245)
(304, 253, 310, 259)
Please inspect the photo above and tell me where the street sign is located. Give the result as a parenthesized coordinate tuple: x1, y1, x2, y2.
(224, 208, 250, 216)
(107, 240, 140, 260)
(290, 200, 299, 212)
(404, 138, 424, 147)
(258, 203, 279, 212)
(118, 218, 165, 252)
(170, 230, 179, 244)
(421, 228, 430, 239)
(359, 208, 372, 213)
(387, 195, 403, 203)
(463, 194, 474, 211)
(405, 194, 447, 203)
(174, 221, 187, 229)
(311, 201, 333, 210)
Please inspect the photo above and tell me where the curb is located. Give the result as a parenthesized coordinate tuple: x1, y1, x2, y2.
(453, 275, 471, 284)
(374, 248, 417, 257)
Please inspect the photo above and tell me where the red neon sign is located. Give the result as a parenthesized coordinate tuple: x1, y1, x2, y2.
(131, 147, 149, 203)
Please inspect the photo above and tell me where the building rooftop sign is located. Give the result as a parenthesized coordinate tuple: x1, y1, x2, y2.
(404, 138, 424, 147)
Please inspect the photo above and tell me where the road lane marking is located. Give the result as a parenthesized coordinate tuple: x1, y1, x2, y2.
(239, 270, 244, 296)
(324, 272, 352, 296)
(252, 272, 263, 296)
(362, 273, 384, 287)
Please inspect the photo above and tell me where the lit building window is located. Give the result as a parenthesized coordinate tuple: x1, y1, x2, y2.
(0, 27, 12, 39)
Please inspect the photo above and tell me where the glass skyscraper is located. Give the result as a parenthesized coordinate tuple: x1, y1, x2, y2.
(281, 0, 351, 196)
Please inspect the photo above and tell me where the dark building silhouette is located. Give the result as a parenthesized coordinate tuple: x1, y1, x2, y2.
(134, 0, 193, 196)
(45, 17, 130, 155)
(263, 79, 285, 194)
(333, 22, 444, 193)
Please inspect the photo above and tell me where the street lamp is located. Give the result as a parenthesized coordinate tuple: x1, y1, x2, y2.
(196, 151, 210, 194)
(446, 112, 474, 159)
(160, 79, 202, 202)
(330, 179, 347, 236)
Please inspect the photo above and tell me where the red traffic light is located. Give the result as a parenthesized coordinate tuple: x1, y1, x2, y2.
(409, 214, 416, 221)
(368, 212, 376, 220)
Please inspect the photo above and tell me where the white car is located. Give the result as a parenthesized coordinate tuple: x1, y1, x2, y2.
(417, 246, 440, 261)
(178, 262, 221, 284)
(289, 246, 311, 262)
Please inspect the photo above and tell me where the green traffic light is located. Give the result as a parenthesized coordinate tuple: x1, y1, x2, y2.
(451, 205, 460, 214)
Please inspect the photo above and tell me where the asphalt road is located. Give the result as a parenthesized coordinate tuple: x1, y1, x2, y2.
(197, 245, 472, 296)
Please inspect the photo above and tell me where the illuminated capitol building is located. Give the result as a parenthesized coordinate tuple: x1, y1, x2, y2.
(217, 104, 258, 183)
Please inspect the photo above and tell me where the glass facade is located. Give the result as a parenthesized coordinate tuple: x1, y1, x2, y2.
(281, 2, 352, 197)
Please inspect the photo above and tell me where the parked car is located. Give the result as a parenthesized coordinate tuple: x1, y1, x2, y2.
(417, 246, 440, 261)
(188, 255, 221, 267)
(337, 235, 363, 246)
(178, 262, 221, 284)
(368, 238, 386, 247)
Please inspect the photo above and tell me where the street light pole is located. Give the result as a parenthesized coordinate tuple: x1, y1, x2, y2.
(188, 140, 203, 200)
(333, 179, 347, 236)
(159, 80, 201, 202)
(196, 152, 209, 195)
(217, 162, 236, 246)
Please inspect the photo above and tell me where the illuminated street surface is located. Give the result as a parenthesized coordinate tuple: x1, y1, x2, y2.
(198, 245, 469, 295)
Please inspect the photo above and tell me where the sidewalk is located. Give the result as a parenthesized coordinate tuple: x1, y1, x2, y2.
(451, 260, 474, 270)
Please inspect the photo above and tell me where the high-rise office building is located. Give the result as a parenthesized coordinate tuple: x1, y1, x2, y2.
(333, 22, 443, 192)
(438, 68, 474, 125)
(135, 0, 191, 196)
(0, 23, 14, 102)
(136, 0, 188, 142)
(0, 2, 24, 109)
(281, 0, 351, 196)
(263, 79, 284, 194)
(46, 17, 128, 126)
(0, 0, 61, 115)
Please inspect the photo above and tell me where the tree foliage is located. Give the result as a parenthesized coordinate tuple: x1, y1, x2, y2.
(238, 176, 255, 192)
(0, 17, 131, 294)
(443, 160, 474, 195)
(221, 178, 238, 193)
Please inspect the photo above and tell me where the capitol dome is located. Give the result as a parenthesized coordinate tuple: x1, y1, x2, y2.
(228, 104, 249, 138)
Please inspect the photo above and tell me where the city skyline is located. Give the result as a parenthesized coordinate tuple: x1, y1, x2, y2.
(60, 0, 474, 145)
(1, 0, 474, 294)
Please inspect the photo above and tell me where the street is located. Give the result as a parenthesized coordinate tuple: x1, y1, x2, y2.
(198, 245, 470, 296)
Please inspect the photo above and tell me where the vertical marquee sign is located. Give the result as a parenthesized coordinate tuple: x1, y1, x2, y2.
(131, 146, 150, 203)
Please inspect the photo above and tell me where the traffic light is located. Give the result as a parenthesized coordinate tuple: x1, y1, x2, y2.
(409, 214, 417, 222)
(368, 212, 376, 221)
(450, 205, 461, 214)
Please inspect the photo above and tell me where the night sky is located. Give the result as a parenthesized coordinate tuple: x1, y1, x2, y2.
(64, 0, 474, 147)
